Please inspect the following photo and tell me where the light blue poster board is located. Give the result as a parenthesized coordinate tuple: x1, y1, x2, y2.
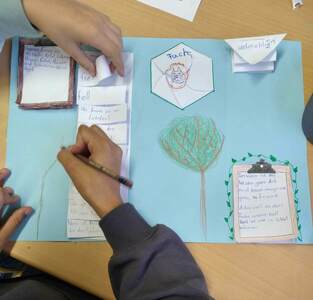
(6, 37, 313, 243)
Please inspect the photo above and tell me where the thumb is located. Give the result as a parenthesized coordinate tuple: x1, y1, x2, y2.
(61, 41, 96, 76)
(58, 148, 89, 185)
(0, 207, 32, 246)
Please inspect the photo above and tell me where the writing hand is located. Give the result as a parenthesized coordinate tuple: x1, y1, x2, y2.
(22, 0, 124, 76)
(0, 169, 32, 249)
(58, 125, 123, 218)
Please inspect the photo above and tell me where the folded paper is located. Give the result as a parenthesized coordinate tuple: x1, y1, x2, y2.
(225, 33, 287, 73)
(78, 55, 112, 87)
(151, 43, 214, 109)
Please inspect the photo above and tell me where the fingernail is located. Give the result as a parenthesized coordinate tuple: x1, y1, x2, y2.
(120, 67, 125, 77)
(24, 207, 33, 216)
(89, 68, 96, 77)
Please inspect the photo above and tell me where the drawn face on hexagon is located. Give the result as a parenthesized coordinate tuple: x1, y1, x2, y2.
(165, 63, 189, 89)
(151, 43, 214, 109)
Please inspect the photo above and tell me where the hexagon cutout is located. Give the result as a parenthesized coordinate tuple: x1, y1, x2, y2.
(151, 43, 214, 109)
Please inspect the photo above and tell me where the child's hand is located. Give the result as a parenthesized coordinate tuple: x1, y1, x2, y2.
(0, 169, 32, 249)
(23, 0, 124, 76)
(58, 125, 123, 218)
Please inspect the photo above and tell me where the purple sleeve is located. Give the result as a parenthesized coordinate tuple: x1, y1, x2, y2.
(99, 203, 212, 300)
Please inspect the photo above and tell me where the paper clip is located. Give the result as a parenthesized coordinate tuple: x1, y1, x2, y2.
(248, 159, 276, 173)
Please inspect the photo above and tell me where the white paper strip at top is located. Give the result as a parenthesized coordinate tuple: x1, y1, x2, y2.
(225, 33, 286, 65)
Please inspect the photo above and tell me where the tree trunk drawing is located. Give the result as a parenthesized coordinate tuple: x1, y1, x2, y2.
(160, 116, 224, 239)
(200, 169, 207, 238)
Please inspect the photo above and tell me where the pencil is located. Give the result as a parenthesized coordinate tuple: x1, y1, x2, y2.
(75, 153, 133, 188)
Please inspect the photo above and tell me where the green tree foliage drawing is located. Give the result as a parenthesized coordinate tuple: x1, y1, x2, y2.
(160, 116, 224, 238)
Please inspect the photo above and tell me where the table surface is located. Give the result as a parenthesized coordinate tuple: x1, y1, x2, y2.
(1, 0, 313, 299)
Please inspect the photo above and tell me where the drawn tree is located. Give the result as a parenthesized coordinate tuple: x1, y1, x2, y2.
(160, 116, 224, 238)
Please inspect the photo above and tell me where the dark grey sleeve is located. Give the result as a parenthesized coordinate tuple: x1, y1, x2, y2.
(99, 204, 212, 300)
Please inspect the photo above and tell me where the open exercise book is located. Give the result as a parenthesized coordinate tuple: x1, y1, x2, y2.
(67, 51, 134, 239)
(232, 160, 298, 243)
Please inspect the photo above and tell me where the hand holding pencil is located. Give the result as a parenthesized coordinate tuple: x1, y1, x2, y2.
(58, 124, 124, 218)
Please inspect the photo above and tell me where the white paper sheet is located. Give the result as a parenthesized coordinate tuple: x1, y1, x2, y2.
(138, 0, 202, 21)
(236, 172, 294, 238)
(21, 46, 70, 103)
(67, 53, 134, 239)
(232, 60, 274, 73)
(77, 86, 127, 106)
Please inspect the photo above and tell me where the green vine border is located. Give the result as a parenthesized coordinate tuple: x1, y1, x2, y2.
(224, 153, 302, 241)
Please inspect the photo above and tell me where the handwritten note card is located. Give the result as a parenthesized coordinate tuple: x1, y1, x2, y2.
(233, 165, 298, 243)
(138, 0, 202, 22)
(21, 45, 71, 104)
(77, 86, 127, 106)
(78, 103, 128, 125)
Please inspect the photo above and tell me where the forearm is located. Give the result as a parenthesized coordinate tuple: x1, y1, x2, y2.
(0, 0, 41, 40)
(99, 204, 212, 300)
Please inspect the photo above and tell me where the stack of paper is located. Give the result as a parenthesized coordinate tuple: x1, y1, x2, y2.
(225, 33, 286, 73)
(67, 52, 134, 239)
